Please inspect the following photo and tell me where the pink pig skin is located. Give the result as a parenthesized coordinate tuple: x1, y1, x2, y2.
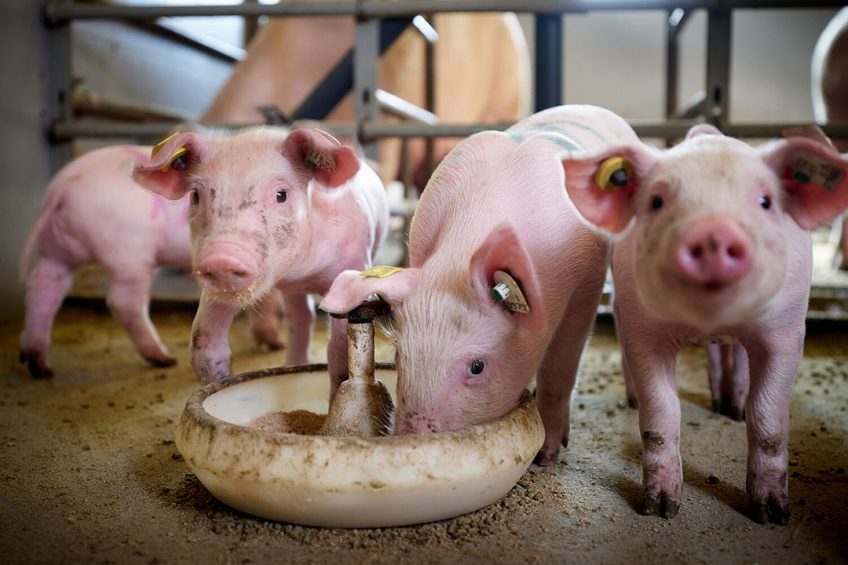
(562, 125, 848, 524)
(19, 145, 193, 378)
(133, 127, 388, 386)
(320, 105, 638, 464)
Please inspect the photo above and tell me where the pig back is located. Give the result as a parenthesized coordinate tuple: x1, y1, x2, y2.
(408, 110, 618, 315)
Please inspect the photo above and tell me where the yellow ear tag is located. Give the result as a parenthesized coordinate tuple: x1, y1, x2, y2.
(361, 265, 402, 278)
(151, 133, 189, 172)
(151, 132, 180, 157)
(594, 156, 633, 192)
(158, 146, 189, 172)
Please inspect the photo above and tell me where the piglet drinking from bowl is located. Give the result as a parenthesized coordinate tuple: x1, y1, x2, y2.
(321, 105, 638, 464)
(133, 127, 389, 385)
(561, 124, 848, 523)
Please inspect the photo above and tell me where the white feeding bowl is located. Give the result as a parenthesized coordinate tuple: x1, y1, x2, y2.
(176, 363, 544, 529)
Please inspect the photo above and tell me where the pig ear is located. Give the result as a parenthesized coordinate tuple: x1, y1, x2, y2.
(760, 137, 848, 230)
(561, 144, 659, 234)
(319, 267, 420, 316)
(132, 132, 203, 200)
(282, 128, 360, 188)
(469, 224, 544, 331)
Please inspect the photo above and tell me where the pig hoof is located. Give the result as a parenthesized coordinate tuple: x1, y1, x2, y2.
(719, 397, 745, 421)
(20, 351, 53, 379)
(749, 498, 789, 525)
(534, 447, 560, 467)
(643, 492, 680, 519)
(151, 356, 178, 368)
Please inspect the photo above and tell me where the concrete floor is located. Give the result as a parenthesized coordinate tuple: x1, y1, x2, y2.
(1, 300, 846, 564)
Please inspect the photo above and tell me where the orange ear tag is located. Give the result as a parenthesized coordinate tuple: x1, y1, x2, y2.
(594, 156, 633, 192)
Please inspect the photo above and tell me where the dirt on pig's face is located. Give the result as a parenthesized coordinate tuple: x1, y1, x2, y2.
(183, 130, 312, 306)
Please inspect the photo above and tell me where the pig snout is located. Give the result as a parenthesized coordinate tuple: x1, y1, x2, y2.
(195, 243, 258, 292)
(675, 218, 752, 288)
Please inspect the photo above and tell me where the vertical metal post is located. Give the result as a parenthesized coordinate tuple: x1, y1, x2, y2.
(705, 8, 732, 129)
(423, 13, 436, 187)
(45, 0, 74, 172)
(534, 13, 563, 112)
(354, 14, 380, 161)
(242, 0, 260, 45)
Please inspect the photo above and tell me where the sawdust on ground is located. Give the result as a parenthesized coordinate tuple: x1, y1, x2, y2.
(1, 302, 847, 564)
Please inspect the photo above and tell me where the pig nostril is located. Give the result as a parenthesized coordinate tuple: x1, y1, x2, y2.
(690, 245, 703, 259)
(727, 244, 744, 259)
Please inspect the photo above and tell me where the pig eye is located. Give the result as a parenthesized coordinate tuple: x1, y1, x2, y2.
(650, 195, 664, 211)
(468, 359, 486, 377)
(276, 190, 287, 203)
(190, 190, 199, 206)
(759, 195, 771, 210)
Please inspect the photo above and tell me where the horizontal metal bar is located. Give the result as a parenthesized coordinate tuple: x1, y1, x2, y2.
(45, 1, 848, 23)
(51, 117, 848, 142)
(375, 90, 439, 125)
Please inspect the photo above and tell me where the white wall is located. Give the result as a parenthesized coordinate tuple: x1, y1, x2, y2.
(521, 8, 837, 122)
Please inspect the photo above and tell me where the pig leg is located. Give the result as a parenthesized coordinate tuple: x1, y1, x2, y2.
(191, 292, 238, 383)
(105, 271, 176, 368)
(625, 335, 683, 518)
(327, 315, 349, 400)
(706, 343, 748, 420)
(742, 330, 802, 525)
(249, 290, 285, 350)
(706, 342, 723, 411)
(535, 281, 603, 466)
(723, 344, 749, 420)
(19, 258, 74, 378)
(839, 215, 848, 270)
(282, 292, 314, 366)
(614, 300, 638, 409)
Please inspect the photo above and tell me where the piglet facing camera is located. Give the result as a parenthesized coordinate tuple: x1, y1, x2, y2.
(562, 125, 848, 523)
(133, 127, 389, 389)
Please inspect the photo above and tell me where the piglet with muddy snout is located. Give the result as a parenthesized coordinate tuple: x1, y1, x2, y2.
(562, 124, 848, 524)
(133, 127, 389, 388)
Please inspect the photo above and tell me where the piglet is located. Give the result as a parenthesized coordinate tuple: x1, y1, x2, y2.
(562, 124, 848, 523)
(320, 105, 635, 464)
(133, 127, 389, 386)
(19, 144, 286, 378)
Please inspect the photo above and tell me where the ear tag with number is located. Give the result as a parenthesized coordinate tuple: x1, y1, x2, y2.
(791, 155, 844, 191)
(491, 270, 530, 314)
